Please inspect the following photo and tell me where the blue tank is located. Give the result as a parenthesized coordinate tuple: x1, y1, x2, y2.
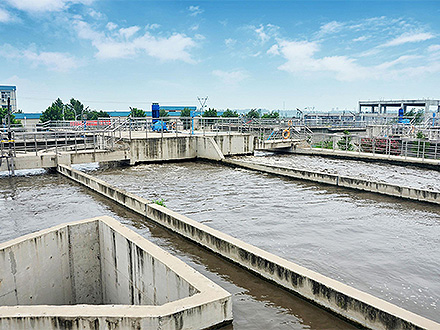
(152, 103, 160, 123)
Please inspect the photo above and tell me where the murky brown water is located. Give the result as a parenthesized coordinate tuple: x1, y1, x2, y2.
(90, 161, 440, 323)
(239, 151, 440, 191)
(0, 170, 355, 329)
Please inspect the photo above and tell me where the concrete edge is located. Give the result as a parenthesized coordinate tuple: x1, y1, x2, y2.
(0, 216, 232, 323)
(223, 159, 440, 205)
(146, 203, 439, 329)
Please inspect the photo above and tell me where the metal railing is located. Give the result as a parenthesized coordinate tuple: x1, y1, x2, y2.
(0, 129, 120, 157)
(309, 132, 440, 160)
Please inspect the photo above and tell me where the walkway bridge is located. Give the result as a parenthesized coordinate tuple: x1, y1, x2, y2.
(1, 117, 311, 173)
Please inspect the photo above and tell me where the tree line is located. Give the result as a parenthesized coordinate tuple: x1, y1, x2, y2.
(40, 98, 110, 122)
(40, 99, 281, 122)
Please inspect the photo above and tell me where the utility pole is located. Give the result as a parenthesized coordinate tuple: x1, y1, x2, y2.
(7, 97, 15, 176)
(197, 97, 208, 114)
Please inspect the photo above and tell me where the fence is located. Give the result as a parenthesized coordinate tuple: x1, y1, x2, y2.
(310, 133, 440, 160)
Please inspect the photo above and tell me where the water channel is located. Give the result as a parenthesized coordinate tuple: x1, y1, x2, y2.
(91, 159, 440, 323)
(1, 153, 439, 326)
(0, 170, 354, 329)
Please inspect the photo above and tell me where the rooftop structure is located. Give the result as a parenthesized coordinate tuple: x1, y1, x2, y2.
(359, 99, 440, 114)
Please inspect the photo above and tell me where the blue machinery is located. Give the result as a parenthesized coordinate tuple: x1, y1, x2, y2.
(151, 103, 196, 134)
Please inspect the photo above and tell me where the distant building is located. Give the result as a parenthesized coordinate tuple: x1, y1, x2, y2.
(0, 85, 17, 114)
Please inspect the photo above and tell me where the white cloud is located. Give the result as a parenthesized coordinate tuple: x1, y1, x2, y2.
(0, 8, 13, 22)
(146, 23, 160, 30)
(353, 36, 369, 42)
(318, 21, 344, 36)
(188, 5, 203, 16)
(428, 44, 440, 52)
(5, 0, 93, 13)
(119, 26, 140, 39)
(0, 44, 80, 72)
(267, 44, 279, 55)
(270, 37, 440, 81)
(190, 24, 199, 31)
(88, 9, 103, 20)
(375, 55, 421, 70)
(271, 40, 368, 81)
(382, 32, 435, 47)
(194, 34, 205, 40)
(225, 38, 237, 48)
(5, 0, 65, 12)
(106, 22, 117, 31)
(253, 24, 279, 43)
(212, 70, 248, 84)
(74, 19, 197, 62)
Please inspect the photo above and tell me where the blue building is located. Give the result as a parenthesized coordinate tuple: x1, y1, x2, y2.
(0, 85, 17, 113)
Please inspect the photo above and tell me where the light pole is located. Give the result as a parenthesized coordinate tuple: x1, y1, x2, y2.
(7, 97, 14, 175)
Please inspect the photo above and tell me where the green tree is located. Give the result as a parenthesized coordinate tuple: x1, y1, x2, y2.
(65, 98, 88, 120)
(404, 108, 424, 124)
(129, 107, 146, 117)
(221, 109, 239, 117)
(261, 111, 280, 119)
(337, 130, 354, 151)
(180, 108, 191, 117)
(202, 108, 217, 117)
(245, 109, 260, 119)
(40, 98, 65, 122)
(0, 107, 20, 125)
(180, 108, 192, 129)
(202, 108, 217, 125)
(87, 110, 110, 120)
(159, 109, 169, 118)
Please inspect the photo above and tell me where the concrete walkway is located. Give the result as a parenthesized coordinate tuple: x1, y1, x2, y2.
(291, 147, 440, 168)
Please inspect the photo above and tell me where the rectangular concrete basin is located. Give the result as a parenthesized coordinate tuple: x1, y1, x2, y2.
(0, 216, 232, 329)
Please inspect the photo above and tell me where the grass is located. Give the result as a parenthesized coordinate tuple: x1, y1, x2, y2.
(152, 198, 166, 207)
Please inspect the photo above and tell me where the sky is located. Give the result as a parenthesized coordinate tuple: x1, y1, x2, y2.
(1, 0, 440, 113)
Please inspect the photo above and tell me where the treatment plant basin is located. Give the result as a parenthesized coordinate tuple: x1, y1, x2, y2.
(0, 216, 232, 329)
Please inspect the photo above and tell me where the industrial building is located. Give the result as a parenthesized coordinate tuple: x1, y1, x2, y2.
(0, 85, 17, 114)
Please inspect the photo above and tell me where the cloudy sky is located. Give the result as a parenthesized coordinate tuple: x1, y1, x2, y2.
(1, 0, 440, 113)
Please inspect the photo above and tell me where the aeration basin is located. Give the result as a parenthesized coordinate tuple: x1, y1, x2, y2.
(0, 216, 232, 329)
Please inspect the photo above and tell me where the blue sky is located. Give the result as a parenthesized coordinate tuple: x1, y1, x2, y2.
(1, 0, 440, 113)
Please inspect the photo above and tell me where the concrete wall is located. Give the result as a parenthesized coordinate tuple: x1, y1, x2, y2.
(128, 134, 252, 164)
(0, 134, 253, 172)
(196, 137, 225, 161)
(224, 159, 440, 205)
(99, 219, 197, 305)
(212, 134, 254, 156)
(292, 147, 440, 169)
(0, 216, 232, 330)
(57, 165, 440, 330)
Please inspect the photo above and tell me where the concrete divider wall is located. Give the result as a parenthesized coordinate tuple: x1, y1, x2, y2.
(212, 134, 254, 156)
(196, 137, 225, 161)
(99, 219, 197, 305)
(225, 159, 440, 205)
(129, 137, 196, 165)
(0, 225, 74, 306)
(57, 164, 440, 329)
(128, 134, 252, 164)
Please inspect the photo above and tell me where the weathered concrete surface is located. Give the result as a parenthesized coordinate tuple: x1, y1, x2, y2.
(0, 133, 253, 172)
(0, 149, 130, 172)
(57, 165, 440, 330)
(0, 216, 232, 329)
(223, 159, 440, 205)
(292, 147, 440, 169)
(196, 137, 225, 161)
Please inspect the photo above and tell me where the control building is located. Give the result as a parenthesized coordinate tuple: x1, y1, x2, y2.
(0, 85, 17, 114)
